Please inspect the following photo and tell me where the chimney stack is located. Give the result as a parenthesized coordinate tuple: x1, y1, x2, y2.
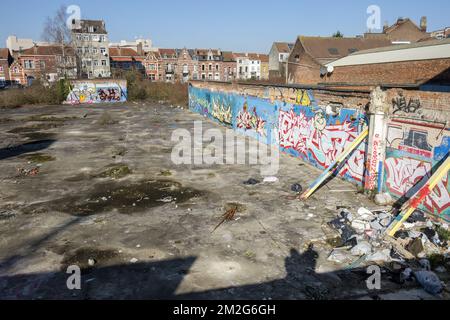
(420, 16, 427, 32)
(137, 42, 143, 56)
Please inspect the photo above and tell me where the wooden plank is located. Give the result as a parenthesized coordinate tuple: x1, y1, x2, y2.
(386, 155, 450, 237)
(300, 129, 369, 200)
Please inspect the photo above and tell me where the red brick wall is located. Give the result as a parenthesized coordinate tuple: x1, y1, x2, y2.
(0, 59, 10, 81)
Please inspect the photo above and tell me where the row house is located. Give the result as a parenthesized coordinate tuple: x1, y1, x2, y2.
(143, 51, 161, 81)
(0, 48, 12, 84)
(235, 53, 265, 80)
(221, 51, 237, 82)
(175, 48, 197, 82)
(159, 49, 178, 82)
(268, 42, 294, 79)
(109, 46, 145, 77)
(11, 45, 77, 85)
(195, 49, 223, 81)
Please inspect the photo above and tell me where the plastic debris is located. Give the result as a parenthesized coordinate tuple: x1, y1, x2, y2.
(366, 249, 391, 263)
(413, 271, 444, 295)
(263, 176, 279, 183)
(350, 241, 372, 256)
(291, 183, 303, 193)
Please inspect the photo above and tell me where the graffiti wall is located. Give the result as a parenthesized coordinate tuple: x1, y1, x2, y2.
(65, 80, 127, 104)
(383, 118, 450, 221)
(189, 85, 368, 186)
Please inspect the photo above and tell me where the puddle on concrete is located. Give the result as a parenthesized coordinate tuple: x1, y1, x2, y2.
(60, 247, 119, 273)
(54, 180, 204, 216)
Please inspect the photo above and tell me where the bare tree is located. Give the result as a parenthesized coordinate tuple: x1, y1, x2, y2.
(42, 5, 73, 79)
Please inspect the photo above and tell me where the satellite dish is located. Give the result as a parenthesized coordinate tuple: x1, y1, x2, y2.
(327, 65, 334, 74)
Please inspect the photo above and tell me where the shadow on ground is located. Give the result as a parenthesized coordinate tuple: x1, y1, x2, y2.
(0, 245, 419, 300)
(0, 140, 56, 161)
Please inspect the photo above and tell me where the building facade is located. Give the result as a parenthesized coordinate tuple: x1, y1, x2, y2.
(196, 49, 222, 81)
(143, 51, 161, 81)
(176, 48, 197, 82)
(268, 42, 294, 79)
(71, 20, 111, 79)
(221, 51, 237, 82)
(0, 48, 12, 84)
(14, 45, 77, 85)
(158, 49, 178, 82)
(109, 46, 145, 77)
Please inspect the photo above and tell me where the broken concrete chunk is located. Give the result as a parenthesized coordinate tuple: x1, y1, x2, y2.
(406, 238, 424, 257)
(366, 249, 391, 263)
(351, 220, 370, 234)
(357, 207, 376, 221)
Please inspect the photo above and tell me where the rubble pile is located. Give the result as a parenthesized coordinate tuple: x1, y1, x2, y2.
(325, 207, 450, 295)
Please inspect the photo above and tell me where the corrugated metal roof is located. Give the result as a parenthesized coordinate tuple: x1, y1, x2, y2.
(327, 38, 450, 67)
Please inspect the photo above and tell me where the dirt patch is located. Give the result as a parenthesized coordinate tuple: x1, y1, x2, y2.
(51, 180, 204, 216)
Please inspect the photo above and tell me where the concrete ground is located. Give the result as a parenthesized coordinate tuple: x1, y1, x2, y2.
(0, 102, 443, 300)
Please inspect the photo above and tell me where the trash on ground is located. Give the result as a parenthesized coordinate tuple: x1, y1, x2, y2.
(291, 183, 303, 193)
(413, 270, 444, 295)
(243, 178, 260, 185)
(263, 176, 279, 183)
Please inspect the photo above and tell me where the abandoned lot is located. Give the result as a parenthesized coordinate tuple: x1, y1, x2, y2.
(0, 102, 448, 300)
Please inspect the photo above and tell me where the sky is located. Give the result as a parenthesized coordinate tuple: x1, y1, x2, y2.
(1, 0, 449, 53)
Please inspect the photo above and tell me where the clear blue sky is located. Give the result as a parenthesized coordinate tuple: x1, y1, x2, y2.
(1, 0, 449, 53)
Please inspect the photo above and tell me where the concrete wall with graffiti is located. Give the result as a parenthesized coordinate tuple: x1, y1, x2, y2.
(189, 84, 369, 186)
(383, 117, 450, 222)
(65, 80, 127, 104)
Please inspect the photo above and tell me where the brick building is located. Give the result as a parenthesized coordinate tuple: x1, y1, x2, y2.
(195, 49, 222, 81)
(364, 17, 430, 43)
(0, 48, 12, 85)
(287, 36, 391, 85)
(143, 51, 161, 81)
(323, 39, 450, 92)
(175, 48, 197, 82)
(158, 49, 178, 82)
(16, 45, 77, 85)
(221, 51, 237, 82)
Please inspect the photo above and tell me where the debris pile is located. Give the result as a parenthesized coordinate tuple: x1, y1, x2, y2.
(17, 166, 40, 177)
(326, 207, 449, 295)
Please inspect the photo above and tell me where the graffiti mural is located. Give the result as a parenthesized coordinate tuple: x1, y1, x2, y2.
(65, 80, 127, 104)
(189, 85, 368, 186)
(392, 91, 422, 114)
(278, 105, 367, 182)
(384, 119, 450, 221)
(236, 100, 267, 137)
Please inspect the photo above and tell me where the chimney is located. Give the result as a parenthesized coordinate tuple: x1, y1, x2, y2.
(137, 42, 143, 56)
(420, 16, 427, 32)
(383, 21, 389, 32)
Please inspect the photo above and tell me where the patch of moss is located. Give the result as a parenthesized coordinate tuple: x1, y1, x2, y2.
(436, 226, 450, 241)
(100, 165, 132, 179)
(24, 153, 56, 163)
(159, 170, 172, 177)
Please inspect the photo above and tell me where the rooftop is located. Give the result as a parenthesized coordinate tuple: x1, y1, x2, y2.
(327, 38, 450, 67)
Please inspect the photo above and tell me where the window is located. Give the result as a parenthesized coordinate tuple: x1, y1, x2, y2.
(77, 47, 83, 54)
(209, 64, 212, 71)
(202, 64, 205, 71)
(214, 73, 220, 80)
(101, 60, 107, 66)
(89, 26, 94, 33)
(201, 73, 206, 80)
(24, 60, 34, 69)
(208, 73, 213, 80)
(149, 74, 156, 81)
(92, 48, 98, 54)
(100, 47, 107, 55)
(295, 55, 300, 62)
(328, 48, 339, 55)
(0, 66, 3, 72)
(40, 61, 45, 69)
(93, 60, 99, 66)
(215, 64, 219, 71)
(84, 35, 90, 41)
(183, 64, 188, 74)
